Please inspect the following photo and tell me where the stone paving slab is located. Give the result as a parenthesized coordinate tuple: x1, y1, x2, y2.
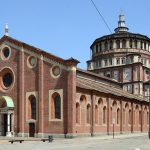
(0, 133, 149, 150)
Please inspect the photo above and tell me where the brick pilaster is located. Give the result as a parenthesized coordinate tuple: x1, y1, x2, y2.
(107, 97, 110, 135)
(66, 66, 76, 137)
(38, 55, 44, 136)
(131, 102, 133, 133)
(141, 104, 143, 132)
(120, 99, 123, 134)
(18, 47, 25, 135)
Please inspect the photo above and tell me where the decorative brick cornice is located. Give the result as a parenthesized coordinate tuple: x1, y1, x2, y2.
(0, 35, 79, 68)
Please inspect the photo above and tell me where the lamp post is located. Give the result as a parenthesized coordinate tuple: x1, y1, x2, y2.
(113, 118, 115, 139)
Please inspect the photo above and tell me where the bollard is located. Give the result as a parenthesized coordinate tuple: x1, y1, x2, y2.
(48, 135, 53, 142)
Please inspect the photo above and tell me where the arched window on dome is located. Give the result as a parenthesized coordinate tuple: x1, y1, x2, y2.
(104, 41, 108, 51)
(122, 39, 126, 48)
(116, 40, 120, 49)
(130, 39, 132, 48)
(96, 45, 99, 53)
(135, 40, 137, 48)
(110, 40, 113, 50)
(141, 41, 143, 49)
(144, 42, 146, 50)
(99, 43, 102, 52)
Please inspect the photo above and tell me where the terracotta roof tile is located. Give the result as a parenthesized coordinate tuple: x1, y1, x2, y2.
(76, 77, 145, 102)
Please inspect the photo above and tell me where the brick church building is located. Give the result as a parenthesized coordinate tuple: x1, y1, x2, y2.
(0, 15, 149, 138)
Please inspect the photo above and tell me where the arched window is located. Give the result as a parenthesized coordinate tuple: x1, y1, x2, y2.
(116, 40, 120, 49)
(122, 39, 126, 48)
(144, 42, 146, 50)
(98, 98, 103, 105)
(139, 110, 141, 125)
(125, 103, 129, 124)
(135, 40, 137, 48)
(96, 45, 98, 53)
(135, 105, 139, 124)
(99, 43, 102, 52)
(121, 57, 126, 64)
(129, 110, 132, 124)
(141, 41, 143, 49)
(28, 95, 36, 120)
(87, 104, 91, 124)
(103, 106, 107, 124)
(123, 109, 125, 124)
(51, 93, 61, 119)
(98, 98, 103, 125)
(117, 108, 120, 124)
(110, 41, 113, 50)
(76, 103, 80, 124)
(104, 41, 108, 50)
(130, 39, 132, 48)
(95, 105, 98, 124)
(80, 95, 86, 103)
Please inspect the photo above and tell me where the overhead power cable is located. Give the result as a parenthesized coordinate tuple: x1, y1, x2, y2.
(90, 0, 112, 33)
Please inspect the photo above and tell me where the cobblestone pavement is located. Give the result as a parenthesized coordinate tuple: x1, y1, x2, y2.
(0, 133, 150, 150)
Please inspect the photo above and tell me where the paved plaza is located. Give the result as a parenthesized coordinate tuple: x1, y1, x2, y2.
(0, 133, 150, 150)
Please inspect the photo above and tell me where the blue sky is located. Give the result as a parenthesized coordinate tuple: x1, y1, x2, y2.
(0, 0, 150, 69)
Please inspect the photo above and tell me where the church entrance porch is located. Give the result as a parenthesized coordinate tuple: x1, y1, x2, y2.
(0, 96, 14, 137)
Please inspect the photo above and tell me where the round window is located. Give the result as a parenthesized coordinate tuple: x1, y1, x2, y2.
(51, 66, 61, 78)
(3, 73, 13, 87)
(3, 48, 10, 58)
(0, 68, 14, 91)
(27, 56, 37, 68)
(1, 47, 11, 60)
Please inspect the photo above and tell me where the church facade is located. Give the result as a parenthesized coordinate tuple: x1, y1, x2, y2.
(0, 15, 149, 138)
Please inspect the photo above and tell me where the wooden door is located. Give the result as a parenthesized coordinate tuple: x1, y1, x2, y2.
(29, 123, 35, 137)
(3, 114, 7, 136)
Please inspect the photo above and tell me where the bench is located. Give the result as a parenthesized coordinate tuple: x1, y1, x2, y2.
(41, 136, 53, 142)
(9, 139, 24, 144)
(41, 138, 49, 142)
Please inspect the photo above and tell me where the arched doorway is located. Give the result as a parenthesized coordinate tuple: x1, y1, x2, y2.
(0, 96, 14, 137)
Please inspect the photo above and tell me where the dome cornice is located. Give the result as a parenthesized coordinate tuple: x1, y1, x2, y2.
(90, 32, 150, 49)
